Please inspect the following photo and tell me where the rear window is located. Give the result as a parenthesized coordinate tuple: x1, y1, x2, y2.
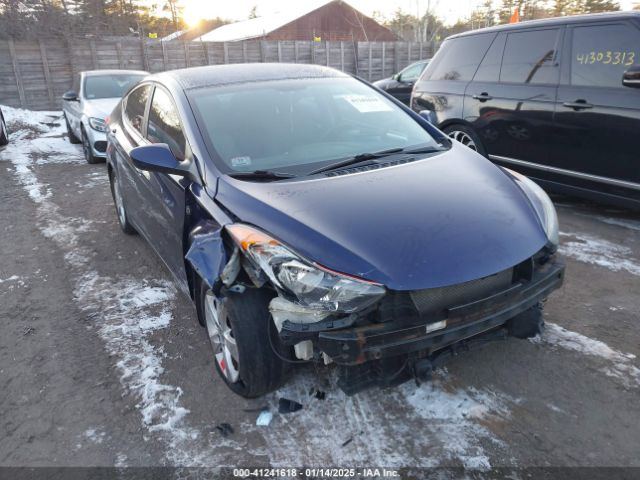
(500, 29, 560, 84)
(124, 85, 151, 135)
(571, 23, 640, 88)
(423, 34, 494, 82)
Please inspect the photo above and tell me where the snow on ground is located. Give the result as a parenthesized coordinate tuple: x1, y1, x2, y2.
(559, 232, 640, 277)
(533, 323, 640, 389)
(575, 213, 640, 232)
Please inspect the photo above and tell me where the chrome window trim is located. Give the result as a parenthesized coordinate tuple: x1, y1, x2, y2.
(488, 154, 640, 191)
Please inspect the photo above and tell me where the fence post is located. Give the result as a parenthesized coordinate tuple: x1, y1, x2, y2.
(223, 42, 229, 64)
(367, 42, 372, 81)
(242, 41, 248, 62)
(260, 41, 266, 62)
(381, 42, 386, 78)
(325, 41, 330, 66)
(294, 41, 299, 63)
(8, 39, 26, 108)
(38, 40, 55, 109)
(311, 41, 316, 64)
(89, 40, 99, 69)
(340, 42, 345, 71)
(161, 41, 168, 70)
(140, 38, 149, 71)
(203, 41, 211, 65)
(116, 42, 124, 69)
(277, 41, 282, 62)
(419, 42, 423, 59)
(408, 42, 412, 63)
(394, 42, 400, 73)
(184, 41, 191, 67)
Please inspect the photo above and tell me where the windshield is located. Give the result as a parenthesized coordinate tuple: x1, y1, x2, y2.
(189, 77, 443, 174)
(84, 74, 146, 100)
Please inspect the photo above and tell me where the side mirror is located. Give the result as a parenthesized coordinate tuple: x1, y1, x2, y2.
(622, 66, 640, 88)
(63, 91, 78, 102)
(392, 73, 400, 81)
(418, 110, 437, 125)
(130, 144, 198, 181)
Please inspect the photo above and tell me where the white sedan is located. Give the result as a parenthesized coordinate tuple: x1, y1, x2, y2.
(62, 70, 148, 163)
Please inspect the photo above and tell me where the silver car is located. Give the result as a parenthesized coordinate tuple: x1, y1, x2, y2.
(63, 70, 147, 163)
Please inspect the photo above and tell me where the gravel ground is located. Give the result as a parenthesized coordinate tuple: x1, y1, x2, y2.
(0, 107, 639, 475)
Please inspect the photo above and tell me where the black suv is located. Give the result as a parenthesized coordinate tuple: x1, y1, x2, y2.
(412, 12, 640, 209)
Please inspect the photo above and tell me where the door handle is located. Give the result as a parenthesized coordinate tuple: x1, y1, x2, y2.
(563, 100, 593, 110)
(472, 92, 493, 102)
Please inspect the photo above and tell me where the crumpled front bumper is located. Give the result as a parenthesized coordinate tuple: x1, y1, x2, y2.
(280, 258, 565, 366)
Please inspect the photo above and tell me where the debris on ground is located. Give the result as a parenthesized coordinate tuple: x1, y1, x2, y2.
(22, 326, 35, 336)
(311, 388, 326, 400)
(256, 410, 273, 426)
(341, 437, 353, 447)
(278, 398, 303, 414)
(214, 423, 234, 437)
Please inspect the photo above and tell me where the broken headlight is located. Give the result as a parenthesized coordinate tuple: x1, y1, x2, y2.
(227, 224, 385, 313)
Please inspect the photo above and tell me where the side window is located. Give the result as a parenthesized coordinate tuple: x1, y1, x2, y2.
(424, 33, 495, 82)
(146, 88, 187, 161)
(124, 85, 151, 135)
(501, 29, 560, 85)
(400, 62, 425, 82)
(571, 24, 639, 88)
(473, 33, 507, 83)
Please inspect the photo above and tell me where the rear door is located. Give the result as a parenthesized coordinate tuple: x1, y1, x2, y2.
(464, 27, 562, 163)
(412, 33, 495, 123)
(554, 20, 640, 188)
(115, 83, 153, 226)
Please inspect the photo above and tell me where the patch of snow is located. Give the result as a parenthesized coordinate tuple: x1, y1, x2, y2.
(84, 428, 106, 444)
(533, 323, 640, 388)
(559, 232, 640, 277)
(252, 371, 513, 469)
(0, 275, 20, 284)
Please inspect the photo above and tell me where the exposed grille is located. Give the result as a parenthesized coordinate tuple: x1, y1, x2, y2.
(410, 269, 513, 316)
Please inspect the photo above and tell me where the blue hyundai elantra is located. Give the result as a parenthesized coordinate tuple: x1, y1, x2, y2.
(106, 64, 564, 397)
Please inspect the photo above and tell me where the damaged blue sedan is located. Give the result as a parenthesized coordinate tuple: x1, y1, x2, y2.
(106, 64, 564, 397)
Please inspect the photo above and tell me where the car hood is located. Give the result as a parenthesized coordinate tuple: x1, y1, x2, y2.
(83, 98, 120, 120)
(216, 144, 549, 291)
(373, 77, 394, 89)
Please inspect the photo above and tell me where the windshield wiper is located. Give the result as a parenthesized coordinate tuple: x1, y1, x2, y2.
(307, 145, 447, 176)
(228, 170, 296, 181)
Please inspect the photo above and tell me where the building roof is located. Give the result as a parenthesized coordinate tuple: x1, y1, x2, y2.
(195, 0, 335, 42)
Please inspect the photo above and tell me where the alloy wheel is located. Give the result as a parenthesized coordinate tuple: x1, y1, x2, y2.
(204, 292, 240, 383)
(82, 132, 91, 161)
(112, 175, 127, 227)
(447, 130, 478, 151)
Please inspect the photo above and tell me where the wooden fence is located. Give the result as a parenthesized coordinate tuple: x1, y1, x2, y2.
(0, 38, 435, 110)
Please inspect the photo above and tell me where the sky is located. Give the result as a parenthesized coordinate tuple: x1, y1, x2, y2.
(179, 0, 638, 28)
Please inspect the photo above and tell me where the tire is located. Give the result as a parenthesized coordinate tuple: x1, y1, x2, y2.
(196, 282, 291, 398)
(443, 124, 487, 157)
(81, 127, 101, 164)
(108, 168, 136, 235)
(0, 112, 8, 146)
(507, 302, 544, 339)
(65, 115, 81, 144)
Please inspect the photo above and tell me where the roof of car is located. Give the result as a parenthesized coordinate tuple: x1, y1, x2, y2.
(82, 69, 149, 77)
(163, 63, 348, 90)
(448, 11, 640, 40)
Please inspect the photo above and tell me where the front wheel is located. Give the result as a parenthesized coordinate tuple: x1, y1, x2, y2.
(196, 283, 291, 398)
(81, 128, 101, 164)
(443, 124, 487, 157)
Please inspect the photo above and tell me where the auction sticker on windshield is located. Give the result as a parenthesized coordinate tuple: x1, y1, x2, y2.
(340, 94, 393, 113)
